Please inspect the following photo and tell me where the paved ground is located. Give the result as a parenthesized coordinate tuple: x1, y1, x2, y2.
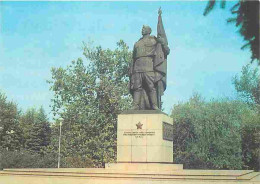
(0, 168, 259, 184)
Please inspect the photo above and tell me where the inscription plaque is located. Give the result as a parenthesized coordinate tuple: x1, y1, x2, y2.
(163, 122, 173, 141)
(123, 131, 155, 138)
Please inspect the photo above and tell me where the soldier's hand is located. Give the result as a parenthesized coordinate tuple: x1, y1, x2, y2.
(158, 7, 162, 15)
(157, 36, 165, 44)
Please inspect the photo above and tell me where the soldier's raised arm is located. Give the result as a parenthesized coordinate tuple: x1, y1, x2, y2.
(157, 36, 170, 55)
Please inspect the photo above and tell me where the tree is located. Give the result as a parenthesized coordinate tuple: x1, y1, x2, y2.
(0, 92, 23, 151)
(233, 64, 260, 105)
(204, 0, 259, 63)
(47, 40, 132, 167)
(232, 64, 260, 171)
(20, 107, 51, 153)
(36, 107, 51, 149)
(241, 110, 260, 171)
(25, 107, 51, 153)
(0, 92, 54, 168)
(171, 94, 248, 169)
(19, 108, 37, 148)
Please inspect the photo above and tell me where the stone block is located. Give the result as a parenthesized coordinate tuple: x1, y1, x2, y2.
(131, 146, 147, 162)
(117, 145, 131, 162)
(117, 111, 173, 163)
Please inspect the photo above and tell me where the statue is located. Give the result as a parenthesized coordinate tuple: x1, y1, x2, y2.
(129, 8, 170, 110)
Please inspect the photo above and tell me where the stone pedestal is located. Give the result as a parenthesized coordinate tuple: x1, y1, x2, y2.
(105, 162, 183, 171)
(117, 110, 174, 163)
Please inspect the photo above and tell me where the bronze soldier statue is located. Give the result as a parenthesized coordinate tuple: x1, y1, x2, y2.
(130, 8, 170, 110)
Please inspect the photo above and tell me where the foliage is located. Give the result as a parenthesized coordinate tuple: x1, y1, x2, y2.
(204, 0, 259, 63)
(19, 108, 37, 147)
(233, 64, 260, 171)
(233, 64, 260, 105)
(203, 0, 226, 16)
(62, 156, 95, 168)
(0, 92, 23, 151)
(171, 94, 247, 169)
(20, 107, 51, 153)
(0, 92, 52, 168)
(0, 147, 57, 168)
(47, 40, 132, 167)
(241, 109, 260, 171)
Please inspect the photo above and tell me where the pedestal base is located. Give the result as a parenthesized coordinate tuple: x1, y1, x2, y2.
(117, 111, 173, 163)
(105, 163, 183, 171)
(1, 168, 259, 183)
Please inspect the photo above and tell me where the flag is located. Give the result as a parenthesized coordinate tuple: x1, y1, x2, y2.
(157, 8, 168, 46)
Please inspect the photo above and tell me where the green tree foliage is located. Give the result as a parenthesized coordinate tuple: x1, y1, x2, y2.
(0, 92, 23, 151)
(47, 40, 132, 167)
(37, 107, 51, 149)
(0, 92, 53, 168)
(204, 0, 259, 63)
(233, 64, 260, 171)
(241, 110, 260, 171)
(0, 147, 57, 168)
(19, 108, 37, 148)
(233, 64, 260, 105)
(23, 107, 51, 153)
(171, 94, 249, 169)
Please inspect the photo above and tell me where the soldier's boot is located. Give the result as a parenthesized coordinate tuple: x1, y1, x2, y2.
(133, 90, 141, 110)
(149, 90, 160, 110)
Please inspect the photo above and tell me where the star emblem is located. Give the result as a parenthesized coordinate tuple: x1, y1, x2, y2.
(136, 122, 143, 129)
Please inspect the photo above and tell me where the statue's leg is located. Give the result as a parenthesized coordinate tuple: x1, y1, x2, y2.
(149, 89, 159, 110)
(132, 73, 142, 110)
(133, 89, 142, 110)
(144, 72, 159, 110)
(141, 89, 150, 110)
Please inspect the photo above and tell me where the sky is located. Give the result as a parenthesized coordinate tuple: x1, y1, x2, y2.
(0, 1, 251, 120)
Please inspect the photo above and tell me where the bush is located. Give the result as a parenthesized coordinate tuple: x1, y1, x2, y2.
(171, 94, 249, 170)
(0, 147, 57, 168)
(62, 156, 94, 168)
(241, 109, 260, 171)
